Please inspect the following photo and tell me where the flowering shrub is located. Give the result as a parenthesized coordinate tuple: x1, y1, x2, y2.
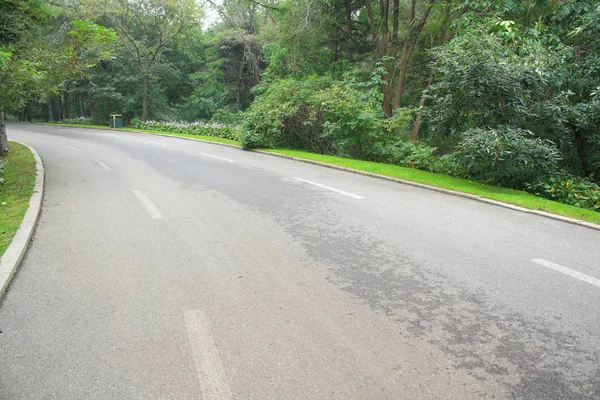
(132, 120, 240, 141)
(57, 116, 94, 125)
(526, 173, 600, 211)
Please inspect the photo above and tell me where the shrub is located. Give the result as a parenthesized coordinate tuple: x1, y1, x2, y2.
(374, 140, 438, 170)
(454, 126, 561, 188)
(526, 172, 600, 211)
(132, 120, 240, 141)
(315, 83, 384, 158)
(240, 75, 385, 158)
(240, 76, 332, 152)
(57, 116, 94, 125)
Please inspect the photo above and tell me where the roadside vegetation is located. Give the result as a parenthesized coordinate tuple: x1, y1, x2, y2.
(1, 0, 599, 218)
(0, 142, 36, 258)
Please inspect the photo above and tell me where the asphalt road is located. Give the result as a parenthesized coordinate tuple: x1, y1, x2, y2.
(1, 123, 599, 400)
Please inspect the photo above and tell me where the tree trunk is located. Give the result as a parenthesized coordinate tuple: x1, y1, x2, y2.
(0, 106, 8, 157)
(382, 84, 393, 117)
(344, 0, 353, 61)
(75, 94, 82, 117)
(410, 70, 434, 140)
(573, 126, 592, 176)
(141, 75, 148, 122)
(41, 103, 49, 122)
(393, 44, 411, 110)
(19, 106, 27, 122)
(51, 96, 62, 121)
(62, 88, 70, 119)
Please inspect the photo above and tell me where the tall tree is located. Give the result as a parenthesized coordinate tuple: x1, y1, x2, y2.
(365, 0, 436, 116)
(84, 0, 203, 121)
(0, 0, 50, 156)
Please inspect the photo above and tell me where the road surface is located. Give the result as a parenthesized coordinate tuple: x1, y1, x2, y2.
(1, 123, 599, 399)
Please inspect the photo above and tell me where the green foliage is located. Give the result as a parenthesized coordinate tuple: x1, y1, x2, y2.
(374, 140, 438, 170)
(132, 120, 240, 141)
(454, 126, 561, 188)
(425, 25, 552, 145)
(526, 172, 600, 211)
(57, 116, 93, 125)
(240, 75, 333, 151)
(241, 74, 385, 157)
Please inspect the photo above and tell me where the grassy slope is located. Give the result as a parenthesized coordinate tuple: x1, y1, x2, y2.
(0, 142, 37, 258)
(40, 123, 600, 225)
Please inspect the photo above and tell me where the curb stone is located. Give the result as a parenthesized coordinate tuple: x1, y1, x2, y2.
(251, 150, 600, 232)
(0, 141, 44, 299)
(45, 124, 600, 232)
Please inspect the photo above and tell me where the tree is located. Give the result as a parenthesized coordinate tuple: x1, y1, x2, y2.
(84, 0, 203, 121)
(0, 0, 51, 156)
(365, 0, 436, 116)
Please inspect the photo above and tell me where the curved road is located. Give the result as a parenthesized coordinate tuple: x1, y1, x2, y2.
(1, 123, 599, 399)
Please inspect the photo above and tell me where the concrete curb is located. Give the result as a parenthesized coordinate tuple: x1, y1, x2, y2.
(46, 124, 600, 232)
(0, 141, 44, 299)
(251, 150, 600, 232)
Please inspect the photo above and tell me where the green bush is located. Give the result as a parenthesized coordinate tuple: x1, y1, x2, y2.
(454, 126, 561, 188)
(374, 140, 437, 170)
(240, 75, 386, 158)
(240, 76, 332, 152)
(526, 172, 600, 211)
(132, 120, 240, 141)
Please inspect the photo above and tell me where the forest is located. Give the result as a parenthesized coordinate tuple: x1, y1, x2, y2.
(1, 0, 599, 211)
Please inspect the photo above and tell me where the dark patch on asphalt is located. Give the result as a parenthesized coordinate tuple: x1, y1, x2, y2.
(118, 138, 600, 399)
(267, 190, 599, 400)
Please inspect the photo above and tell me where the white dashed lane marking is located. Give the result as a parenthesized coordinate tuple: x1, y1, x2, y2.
(532, 259, 600, 288)
(132, 190, 164, 220)
(293, 177, 364, 199)
(184, 310, 233, 400)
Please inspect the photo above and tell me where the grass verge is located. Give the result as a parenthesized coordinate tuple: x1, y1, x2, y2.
(39, 123, 600, 225)
(0, 142, 37, 258)
(265, 149, 600, 225)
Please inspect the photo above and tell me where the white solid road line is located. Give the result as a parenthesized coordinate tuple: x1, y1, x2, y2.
(532, 259, 600, 288)
(294, 177, 364, 199)
(184, 310, 233, 400)
(93, 159, 111, 171)
(148, 141, 167, 147)
(66, 145, 80, 152)
(202, 153, 235, 163)
(132, 190, 164, 220)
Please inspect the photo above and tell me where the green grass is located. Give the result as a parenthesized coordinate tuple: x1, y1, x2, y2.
(40, 123, 600, 225)
(265, 149, 600, 225)
(0, 142, 37, 258)
(39, 123, 242, 146)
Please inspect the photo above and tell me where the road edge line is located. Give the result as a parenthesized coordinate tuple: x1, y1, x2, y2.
(0, 141, 45, 298)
